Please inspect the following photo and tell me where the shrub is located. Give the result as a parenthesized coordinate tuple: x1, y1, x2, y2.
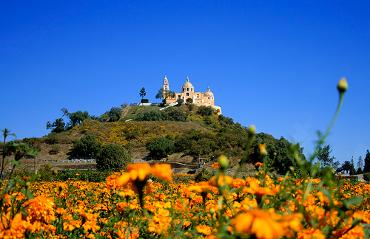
(186, 98, 193, 104)
(68, 135, 102, 159)
(44, 133, 59, 145)
(96, 144, 131, 171)
(174, 130, 218, 157)
(147, 136, 175, 159)
(176, 99, 184, 105)
(135, 110, 167, 121)
(197, 106, 214, 116)
(36, 164, 55, 181)
(364, 173, 370, 181)
(107, 107, 122, 122)
(164, 108, 187, 121)
(122, 128, 140, 140)
(218, 115, 234, 126)
(49, 145, 60, 155)
(194, 168, 213, 182)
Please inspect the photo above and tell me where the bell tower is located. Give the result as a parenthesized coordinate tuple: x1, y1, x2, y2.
(163, 75, 170, 92)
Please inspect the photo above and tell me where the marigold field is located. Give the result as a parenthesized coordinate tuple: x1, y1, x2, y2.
(1, 161, 369, 239)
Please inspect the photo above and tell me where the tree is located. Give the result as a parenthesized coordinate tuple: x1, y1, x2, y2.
(338, 160, 356, 175)
(67, 111, 90, 128)
(1, 129, 16, 177)
(68, 135, 102, 159)
(245, 133, 305, 175)
(316, 145, 339, 169)
(364, 150, 370, 173)
(147, 137, 175, 159)
(46, 118, 66, 133)
(96, 144, 131, 171)
(155, 88, 175, 103)
(356, 156, 363, 174)
(155, 88, 164, 100)
(107, 107, 122, 122)
(47, 108, 91, 132)
(139, 87, 147, 101)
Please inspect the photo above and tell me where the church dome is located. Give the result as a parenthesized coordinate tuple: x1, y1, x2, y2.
(204, 87, 214, 97)
(182, 77, 194, 92)
(182, 77, 193, 89)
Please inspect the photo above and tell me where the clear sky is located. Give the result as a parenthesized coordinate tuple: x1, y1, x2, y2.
(1, 1, 369, 163)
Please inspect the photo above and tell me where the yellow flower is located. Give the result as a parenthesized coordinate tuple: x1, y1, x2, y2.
(258, 143, 268, 156)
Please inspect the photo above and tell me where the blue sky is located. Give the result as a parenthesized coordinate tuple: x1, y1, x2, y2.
(1, 1, 369, 163)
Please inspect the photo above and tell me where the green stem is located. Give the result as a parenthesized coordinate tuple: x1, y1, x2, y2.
(310, 93, 344, 162)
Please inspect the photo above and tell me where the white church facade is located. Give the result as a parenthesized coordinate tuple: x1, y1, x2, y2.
(161, 76, 222, 114)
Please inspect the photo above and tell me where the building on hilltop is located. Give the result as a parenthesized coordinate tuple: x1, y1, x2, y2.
(161, 76, 222, 114)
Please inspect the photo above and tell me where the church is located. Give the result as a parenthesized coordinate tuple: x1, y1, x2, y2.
(161, 76, 222, 114)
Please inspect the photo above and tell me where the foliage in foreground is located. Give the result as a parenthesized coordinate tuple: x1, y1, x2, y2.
(0, 160, 369, 239)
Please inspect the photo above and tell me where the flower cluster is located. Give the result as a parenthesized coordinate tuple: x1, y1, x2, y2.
(0, 161, 369, 238)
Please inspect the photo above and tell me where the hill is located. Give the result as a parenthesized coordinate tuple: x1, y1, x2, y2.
(9, 104, 303, 175)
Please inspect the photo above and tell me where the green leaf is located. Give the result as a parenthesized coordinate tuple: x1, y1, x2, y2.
(343, 196, 363, 209)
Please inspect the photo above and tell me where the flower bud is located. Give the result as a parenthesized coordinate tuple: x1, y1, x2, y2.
(337, 77, 348, 93)
(258, 143, 268, 156)
(247, 125, 256, 135)
(218, 155, 229, 170)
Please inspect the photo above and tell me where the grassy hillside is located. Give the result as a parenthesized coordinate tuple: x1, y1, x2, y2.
(10, 104, 301, 176)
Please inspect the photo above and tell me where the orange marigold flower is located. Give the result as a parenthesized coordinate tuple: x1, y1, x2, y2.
(297, 228, 325, 239)
(196, 225, 212, 236)
(127, 163, 152, 181)
(255, 162, 264, 167)
(232, 209, 284, 239)
(211, 162, 220, 169)
(116, 163, 172, 187)
(209, 175, 233, 187)
(151, 164, 172, 182)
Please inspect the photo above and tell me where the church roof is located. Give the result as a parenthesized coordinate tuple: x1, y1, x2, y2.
(182, 77, 193, 89)
(204, 87, 214, 97)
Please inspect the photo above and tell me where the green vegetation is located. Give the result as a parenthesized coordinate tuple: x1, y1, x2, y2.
(47, 108, 92, 132)
(1, 130, 39, 177)
(68, 135, 102, 159)
(96, 144, 131, 171)
(364, 150, 370, 173)
(10, 78, 369, 178)
(147, 136, 175, 159)
(197, 106, 214, 116)
(139, 87, 147, 102)
(99, 107, 122, 122)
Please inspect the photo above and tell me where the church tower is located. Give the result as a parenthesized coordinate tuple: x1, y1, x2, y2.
(163, 75, 170, 92)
